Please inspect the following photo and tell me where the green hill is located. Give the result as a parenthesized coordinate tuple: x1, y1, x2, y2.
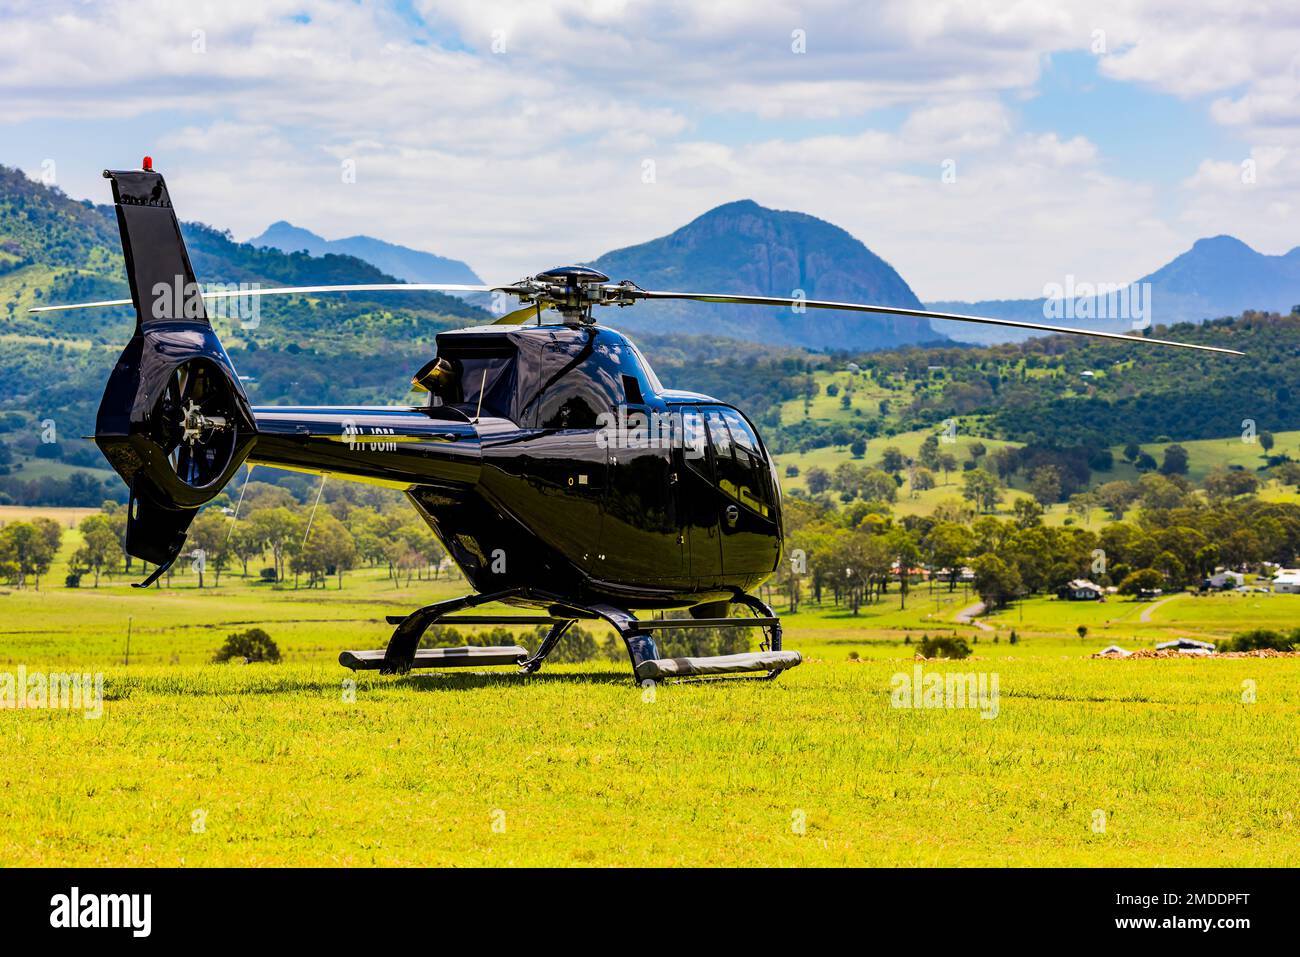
(0, 164, 490, 504)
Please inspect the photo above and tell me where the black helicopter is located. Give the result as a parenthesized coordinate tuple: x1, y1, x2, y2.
(34, 160, 1241, 684)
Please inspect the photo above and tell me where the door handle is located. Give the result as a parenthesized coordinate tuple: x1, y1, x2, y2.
(724, 504, 739, 527)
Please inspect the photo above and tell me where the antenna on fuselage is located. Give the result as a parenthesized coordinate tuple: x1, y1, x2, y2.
(473, 367, 488, 422)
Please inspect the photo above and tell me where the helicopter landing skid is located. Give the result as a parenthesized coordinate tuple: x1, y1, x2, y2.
(338, 588, 802, 685)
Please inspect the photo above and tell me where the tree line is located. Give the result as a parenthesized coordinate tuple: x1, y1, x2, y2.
(0, 480, 453, 591)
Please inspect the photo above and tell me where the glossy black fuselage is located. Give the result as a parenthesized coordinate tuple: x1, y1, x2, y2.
(250, 325, 783, 610)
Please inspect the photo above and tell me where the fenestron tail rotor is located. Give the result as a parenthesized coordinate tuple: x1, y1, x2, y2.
(29, 265, 1243, 356)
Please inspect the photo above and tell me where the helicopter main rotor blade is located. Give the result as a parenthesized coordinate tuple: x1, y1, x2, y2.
(28, 283, 509, 314)
(635, 290, 1243, 356)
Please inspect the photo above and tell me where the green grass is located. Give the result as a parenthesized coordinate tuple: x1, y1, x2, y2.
(1, 510, 1297, 866)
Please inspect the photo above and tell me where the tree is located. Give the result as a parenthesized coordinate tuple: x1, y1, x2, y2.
(886, 527, 920, 609)
(74, 513, 121, 587)
(1028, 465, 1062, 505)
(849, 437, 867, 458)
(247, 507, 303, 582)
(859, 468, 897, 504)
(1160, 444, 1190, 476)
(1012, 497, 1044, 529)
(926, 522, 974, 591)
(962, 468, 1002, 513)
(291, 513, 357, 588)
(972, 553, 1022, 610)
(832, 462, 863, 500)
(186, 509, 231, 588)
(937, 452, 958, 484)
(1203, 468, 1259, 501)
(1077, 625, 1088, 640)
(1194, 543, 1220, 578)
(1095, 480, 1140, 520)
(918, 434, 941, 470)
(1138, 473, 1186, 510)
(1122, 442, 1141, 463)
(911, 467, 936, 496)
(805, 467, 831, 495)
(229, 524, 263, 577)
(881, 446, 906, 474)
(1117, 568, 1163, 596)
(1259, 430, 1275, 455)
(1067, 491, 1096, 523)
(989, 446, 1018, 481)
(0, 519, 60, 589)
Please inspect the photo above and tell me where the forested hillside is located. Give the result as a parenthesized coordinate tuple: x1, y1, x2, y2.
(1, 165, 1294, 511)
(0, 165, 488, 505)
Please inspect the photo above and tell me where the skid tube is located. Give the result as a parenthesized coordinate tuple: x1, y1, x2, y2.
(338, 588, 802, 684)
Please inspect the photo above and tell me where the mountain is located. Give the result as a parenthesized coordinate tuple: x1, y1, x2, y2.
(587, 200, 947, 351)
(250, 221, 483, 286)
(929, 235, 1300, 344)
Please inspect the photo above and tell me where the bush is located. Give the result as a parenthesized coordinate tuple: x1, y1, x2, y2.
(1220, 629, 1300, 653)
(64, 572, 81, 588)
(917, 634, 972, 660)
(258, 567, 278, 582)
(213, 628, 281, 663)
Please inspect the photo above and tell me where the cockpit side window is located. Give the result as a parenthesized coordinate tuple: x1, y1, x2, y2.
(709, 408, 775, 519)
(419, 347, 517, 419)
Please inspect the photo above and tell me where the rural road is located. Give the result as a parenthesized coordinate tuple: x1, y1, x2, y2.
(956, 602, 995, 631)
(1139, 593, 1184, 623)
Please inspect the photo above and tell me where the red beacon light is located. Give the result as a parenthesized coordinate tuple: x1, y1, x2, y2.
(142, 156, 153, 171)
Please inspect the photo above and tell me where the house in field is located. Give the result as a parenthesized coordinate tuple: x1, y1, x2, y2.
(1156, 638, 1216, 654)
(1271, 569, 1300, 594)
(1058, 579, 1104, 601)
(1203, 570, 1244, 591)
(1097, 645, 1131, 657)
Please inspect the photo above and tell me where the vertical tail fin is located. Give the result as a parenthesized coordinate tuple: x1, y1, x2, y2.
(95, 160, 255, 581)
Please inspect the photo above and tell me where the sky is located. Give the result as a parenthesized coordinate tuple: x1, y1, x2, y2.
(1, 0, 1298, 301)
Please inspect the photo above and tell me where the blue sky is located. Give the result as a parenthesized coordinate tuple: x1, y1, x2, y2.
(1, 1, 1297, 300)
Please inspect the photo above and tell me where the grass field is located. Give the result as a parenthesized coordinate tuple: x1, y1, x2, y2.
(1, 508, 1297, 866)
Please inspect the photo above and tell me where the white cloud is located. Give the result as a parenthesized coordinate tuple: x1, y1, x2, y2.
(1, 0, 1299, 302)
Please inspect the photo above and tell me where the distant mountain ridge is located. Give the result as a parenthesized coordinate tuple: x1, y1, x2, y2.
(250, 221, 483, 286)
(928, 235, 1300, 344)
(587, 199, 947, 351)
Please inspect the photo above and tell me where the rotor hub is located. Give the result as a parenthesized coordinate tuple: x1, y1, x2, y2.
(181, 397, 229, 445)
(507, 266, 643, 324)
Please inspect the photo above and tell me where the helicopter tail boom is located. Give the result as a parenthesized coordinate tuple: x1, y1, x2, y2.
(248, 406, 482, 490)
